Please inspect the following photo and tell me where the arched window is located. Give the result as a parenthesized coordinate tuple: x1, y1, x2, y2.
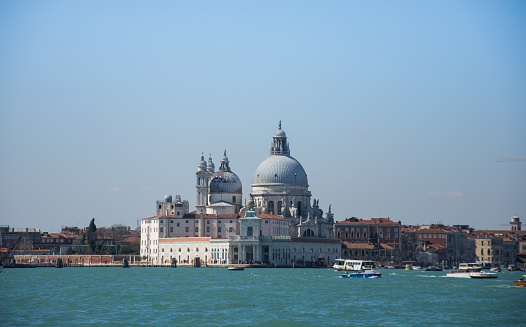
(277, 201, 282, 215)
(268, 201, 274, 215)
(303, 229, 314, 237)
(297, 201, 302, 216)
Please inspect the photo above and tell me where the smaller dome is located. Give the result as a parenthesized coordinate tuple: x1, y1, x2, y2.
(274, 128, 286, 138)
(198, 156, 206, 167)
(209, 170, 242, 194)
(164, 194, 172, 202)
(198, 155, 206, 171)
(207, 156, 215, 169)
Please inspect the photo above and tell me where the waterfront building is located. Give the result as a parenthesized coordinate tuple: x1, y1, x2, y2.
(140, 123, 340, 267)
(422, 225, 472, 266)
(334, 217, 402, 265)
(469, 219, 526, 268)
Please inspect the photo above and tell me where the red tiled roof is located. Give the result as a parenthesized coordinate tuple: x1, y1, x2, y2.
(121, 236, 139, 243)
(257, 214, 287, 220)
(342, 241, 375, 249)
(337, 218, 400, 226)
(415, 229, 452, 234)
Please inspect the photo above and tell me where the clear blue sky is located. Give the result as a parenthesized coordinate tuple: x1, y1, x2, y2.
(1, 1, 525, 232)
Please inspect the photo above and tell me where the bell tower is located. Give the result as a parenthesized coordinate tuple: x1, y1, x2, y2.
(196, 154, 213, 214)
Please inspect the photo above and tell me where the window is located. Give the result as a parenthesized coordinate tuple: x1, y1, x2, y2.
(159, 204, 162, 209)
(160, 227, 163, 232)
(160, 220, 163, 223)
(230, 220, 233, 223)
(170, 227, 173, 232)
(247, 227, 253, 236)
(185, 227, 189, 232)
(265, 220, 268, 223)
(277, 201, 282, 215)
(218, 227, 222, 233)
(207, 227, 210, 233)
(268, 201, 274, 215)
(233, 196, 236, 203)
(177, 223, 180, 227)
(229, 227, 233, 232)
(195, 227, 198, 232)
(171, 204, 174, 209)
(186, 220, 189, 223)
(207, 220, 210, 224)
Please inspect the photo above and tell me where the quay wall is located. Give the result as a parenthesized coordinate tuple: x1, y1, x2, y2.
(13, 254, 142, 267)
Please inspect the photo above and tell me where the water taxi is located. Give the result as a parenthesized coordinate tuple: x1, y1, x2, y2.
(514, 275, 526, 287)
(227, 266, 244, 271)
(446, 263, 497, 279)
(337, 260, 382, 278)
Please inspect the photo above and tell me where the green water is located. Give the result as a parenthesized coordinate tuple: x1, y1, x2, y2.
(1, 268, 524, 326)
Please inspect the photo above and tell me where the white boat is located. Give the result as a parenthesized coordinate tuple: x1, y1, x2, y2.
(342, 270, 382, 278)
(470, 271, 498, 279)
(446, 263, 497, 279)
(338, 260, 382, 278)
(333, 259, 346, 271)
(227, 266, 244, 271)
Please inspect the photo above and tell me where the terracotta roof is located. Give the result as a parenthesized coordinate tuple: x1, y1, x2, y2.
(257, 214, 287, 220)
(337, 218, 400, 226)
(120, 236, 139, 243)
(415, 229, 451, 234)
(342, 241, 376, 249)
(142, 214, 175, 220)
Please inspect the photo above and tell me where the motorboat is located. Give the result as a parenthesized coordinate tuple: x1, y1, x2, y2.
(339, 260, 382, 278)
(514, 275, 526, 287)
(227, 266, 244, 271)
(469, 271, 498, 279)
(342, 270, 382, 278)
(422, 266, 443, 271)
(446, 263, 497, 279)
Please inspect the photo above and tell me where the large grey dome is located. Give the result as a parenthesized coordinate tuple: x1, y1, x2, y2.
(252, 155, 308, 186)
(209, 170, 242, 193)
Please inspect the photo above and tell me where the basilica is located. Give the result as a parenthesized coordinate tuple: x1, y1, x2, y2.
(140, 123, 340, 267)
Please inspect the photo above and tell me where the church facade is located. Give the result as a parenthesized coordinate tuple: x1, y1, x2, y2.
(140, 123, 340, 267)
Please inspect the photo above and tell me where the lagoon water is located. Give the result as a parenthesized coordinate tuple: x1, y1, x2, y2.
(1, 267, 525, 326)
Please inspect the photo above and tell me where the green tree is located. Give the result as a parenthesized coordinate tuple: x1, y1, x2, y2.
(87, 218, 97, 254)
(65, 247, 75, 255)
